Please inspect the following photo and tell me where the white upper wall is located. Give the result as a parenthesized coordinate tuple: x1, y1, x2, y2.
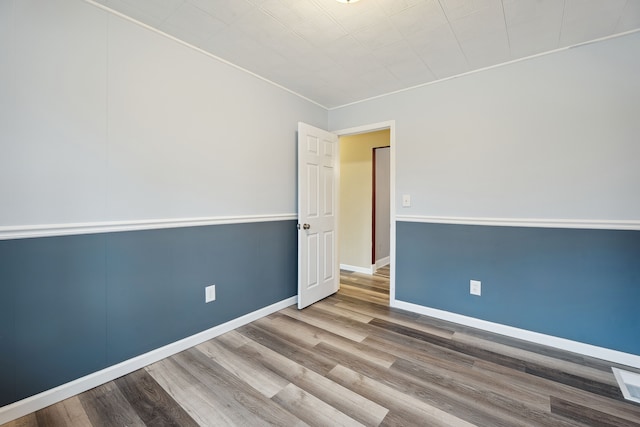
(329, 32, 640, 221)
(0, 0, 326, 226)
(0, 1, 14, 167)
(4, 0, 638, 226)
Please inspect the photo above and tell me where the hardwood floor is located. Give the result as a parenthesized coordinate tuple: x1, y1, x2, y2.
(4, 267, 640, 426)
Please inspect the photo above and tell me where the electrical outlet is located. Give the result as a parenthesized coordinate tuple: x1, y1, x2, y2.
(470, 280, 481, 296)
(205, 284, 216, 303)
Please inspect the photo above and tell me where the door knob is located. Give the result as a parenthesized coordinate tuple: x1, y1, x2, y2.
(303, 223, 311, 230)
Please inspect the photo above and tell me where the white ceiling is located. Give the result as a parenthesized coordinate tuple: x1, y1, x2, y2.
(94, 0, 640, 108)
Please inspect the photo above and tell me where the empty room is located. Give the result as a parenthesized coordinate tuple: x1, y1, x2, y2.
(1, 0, 639, 425)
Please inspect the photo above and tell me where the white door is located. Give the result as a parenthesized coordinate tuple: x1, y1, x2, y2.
(297, 122, 339, 309)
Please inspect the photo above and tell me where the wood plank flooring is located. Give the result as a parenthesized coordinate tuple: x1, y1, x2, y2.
(4, 266, 640, 426)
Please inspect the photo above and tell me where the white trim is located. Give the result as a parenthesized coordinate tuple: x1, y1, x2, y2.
(396, 215, 640, 231)
(392, 300, 640, 369)
(389, 125, 396, 306)
(375, 256, 390, 269)
(340, 263, 374, 275)
(334, 120, 397, 305)
(83, 1, 326, 109)
(0, 296, 297, 425)
(333, 120, 395, 137)
(0, 214, 297, 240)
(328, 29, 640, 111)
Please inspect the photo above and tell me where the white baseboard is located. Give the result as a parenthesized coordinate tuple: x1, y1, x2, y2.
(340, 263, 374, 275)
(0, 296, 297, 425)
(392, 299, 640, 370)
(375, 257, 390, 269)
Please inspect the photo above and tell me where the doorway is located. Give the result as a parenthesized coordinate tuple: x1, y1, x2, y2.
(337, 123, 394, 303)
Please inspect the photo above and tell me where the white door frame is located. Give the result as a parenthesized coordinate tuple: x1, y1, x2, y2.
(333, 120, 396, 306)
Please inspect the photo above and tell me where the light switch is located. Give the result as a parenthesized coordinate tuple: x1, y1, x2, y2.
(402, 194, 411, 207)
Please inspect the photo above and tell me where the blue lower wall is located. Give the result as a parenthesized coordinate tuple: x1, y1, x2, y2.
(0, 220, 297, 407)
(396, 222, 640, 356)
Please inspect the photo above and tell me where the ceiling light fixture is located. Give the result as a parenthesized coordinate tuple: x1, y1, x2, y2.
(335, 0, 360, 3)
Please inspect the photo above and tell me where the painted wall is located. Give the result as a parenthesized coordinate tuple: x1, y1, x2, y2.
(329, 32, 640, 221)
(0, 0, 323, 408)
(0, 0, 326, 227)
(329, 32, 640, 356)
(339, 130, 390, 271)
(397, 222, 640, 355)
(0, 221, 297, 407)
